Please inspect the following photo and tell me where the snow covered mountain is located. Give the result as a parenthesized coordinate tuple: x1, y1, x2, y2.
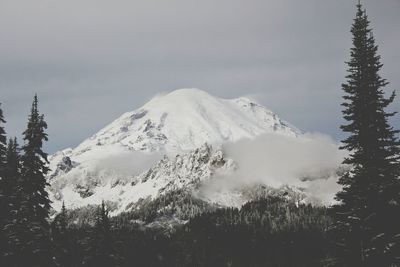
(64, 88, 299, 154)
(48, 88, 306, 215)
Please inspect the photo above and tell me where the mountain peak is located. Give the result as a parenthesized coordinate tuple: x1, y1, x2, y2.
(66, 88, 300, 155)
(156, 88, 255, 102)
(145, 88, 236, 112)
(161, 88, 212, 98)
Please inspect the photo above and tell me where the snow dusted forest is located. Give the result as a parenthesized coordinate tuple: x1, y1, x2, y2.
(1, 2, 400, 267)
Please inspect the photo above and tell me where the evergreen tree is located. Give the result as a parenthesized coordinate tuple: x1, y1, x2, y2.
(58, 202, 68, 236)
(2, 138, 21, 266)
(52, 202, 73, 267)
(0, 103, 6, 175)
(0, 103, 8, 265)
(332, 2, 400, 266)
(0, 103, 6, 184)
(6, 138, 21, 186)
(85, 201, 119, 267)
(11, 95, 54, 266)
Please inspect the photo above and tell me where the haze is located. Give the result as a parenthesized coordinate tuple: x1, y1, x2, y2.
(0, 0, 399, 153)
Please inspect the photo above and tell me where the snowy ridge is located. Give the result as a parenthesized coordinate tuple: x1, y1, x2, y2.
(49, 144, 236, 214)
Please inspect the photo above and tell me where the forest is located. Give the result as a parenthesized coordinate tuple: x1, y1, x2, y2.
(48, 196, 333, 267)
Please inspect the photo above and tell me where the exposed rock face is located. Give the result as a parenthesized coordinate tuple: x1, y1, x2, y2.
(50, 156, 77, 180)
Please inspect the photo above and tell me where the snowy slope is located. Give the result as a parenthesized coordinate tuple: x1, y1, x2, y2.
(49, 144, 237, 213)
(49, 143, 318, 218)
(48, 88, 303, 213)
(64, 88, 299, 155)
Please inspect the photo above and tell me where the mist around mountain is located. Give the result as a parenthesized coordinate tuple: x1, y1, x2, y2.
(47, 89, 345, 221)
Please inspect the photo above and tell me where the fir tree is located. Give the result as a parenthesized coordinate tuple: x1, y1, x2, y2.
(21, 94, 51, 220)
(0, 103, 6, 182)
(332, 2, 400, 266)
(85, 201, 119, 267)
(0, 103, 6, 175)
(0, 103, 8, 265)
(52, 202, 73, 267)
(12, 95, 54, 266)
(2, 138, 21, 266)
(59, 202, 68, 236)
(6, 138, 21, 185)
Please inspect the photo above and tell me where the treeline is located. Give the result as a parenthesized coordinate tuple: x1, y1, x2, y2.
(49, 196, 334, 267)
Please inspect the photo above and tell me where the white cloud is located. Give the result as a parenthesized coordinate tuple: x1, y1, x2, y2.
(200, 132, 346, 205)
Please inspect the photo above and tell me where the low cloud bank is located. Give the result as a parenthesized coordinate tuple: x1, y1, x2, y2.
(204, 132, 346, 205)
(91, 132, 346, 205)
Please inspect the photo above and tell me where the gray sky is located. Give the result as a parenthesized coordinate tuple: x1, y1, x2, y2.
(1, 0, 399, 153)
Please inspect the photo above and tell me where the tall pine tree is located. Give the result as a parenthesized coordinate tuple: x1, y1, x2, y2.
(0, 103, 6, 175)
(2, 138, 22, 266)
(85, 201, 120, 267)
(51, 202, 73, 267)
(12, 95, 54, 266)
(332, 2, 400, 266)
(0, 103, 6, 185)
(0, 103, 9, 265)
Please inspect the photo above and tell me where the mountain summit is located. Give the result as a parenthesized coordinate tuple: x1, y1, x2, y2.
(73, 88, 300, 154)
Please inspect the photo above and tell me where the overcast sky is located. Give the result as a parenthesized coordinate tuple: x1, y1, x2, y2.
(1, 0, 399, 153)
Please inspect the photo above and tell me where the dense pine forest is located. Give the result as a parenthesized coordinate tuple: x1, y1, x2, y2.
(1, 2, 400, 267)
(48, 197, 333, 267)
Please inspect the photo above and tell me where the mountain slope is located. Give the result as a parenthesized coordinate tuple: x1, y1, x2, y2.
(66, 88, 299, 154)
(49, 144, 237, 213)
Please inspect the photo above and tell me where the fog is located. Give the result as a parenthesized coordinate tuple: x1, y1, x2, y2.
(201, 133, 346, 205)
(87, 132, 347, 205)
